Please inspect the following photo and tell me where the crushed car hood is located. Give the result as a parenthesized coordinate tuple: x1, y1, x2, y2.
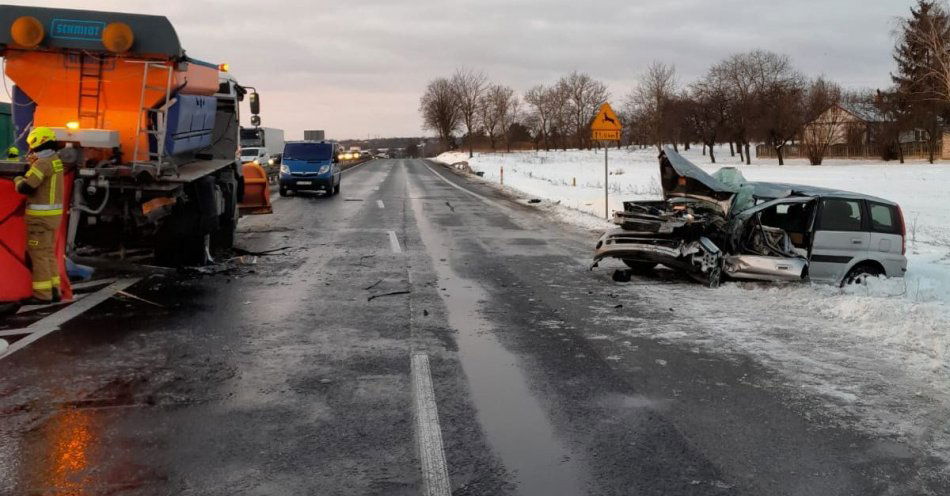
(659, 147, 737, 214)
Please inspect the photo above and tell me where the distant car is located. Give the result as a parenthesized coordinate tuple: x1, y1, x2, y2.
(593, 148, 908, 287)
(278, 141, 341, 197)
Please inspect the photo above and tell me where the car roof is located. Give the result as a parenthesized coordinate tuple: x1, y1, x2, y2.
(750, 182, 898, 205)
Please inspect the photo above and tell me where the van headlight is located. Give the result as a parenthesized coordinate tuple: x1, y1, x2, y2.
(280, 164, 290, 174)
(318, 165, 330, 174)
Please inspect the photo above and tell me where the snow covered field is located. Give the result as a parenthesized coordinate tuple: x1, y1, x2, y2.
(433, 146, 950, 464)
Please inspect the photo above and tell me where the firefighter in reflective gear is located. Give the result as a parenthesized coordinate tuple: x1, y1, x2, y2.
(12, 127, 64, 303)
(5, 146, 18, 161)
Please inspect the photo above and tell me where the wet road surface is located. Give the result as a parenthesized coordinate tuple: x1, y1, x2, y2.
(0, 159, 946, 495)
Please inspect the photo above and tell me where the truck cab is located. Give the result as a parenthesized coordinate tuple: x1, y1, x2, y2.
(278, 141, 341, 197)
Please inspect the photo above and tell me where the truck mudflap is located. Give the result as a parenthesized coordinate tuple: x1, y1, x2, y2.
(239, 162, 273, 215)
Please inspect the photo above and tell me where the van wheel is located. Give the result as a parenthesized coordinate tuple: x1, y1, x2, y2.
(842, 263, 884, 287)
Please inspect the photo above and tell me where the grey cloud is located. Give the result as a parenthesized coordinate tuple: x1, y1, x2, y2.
(3, 0, 919, 138)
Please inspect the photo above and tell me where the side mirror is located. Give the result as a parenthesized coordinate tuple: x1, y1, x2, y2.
(249, 92, 260, 115)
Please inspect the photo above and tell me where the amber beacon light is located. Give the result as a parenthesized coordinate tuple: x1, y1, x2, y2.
(10, 16, 44, 48)
(101, 22, 134, 53)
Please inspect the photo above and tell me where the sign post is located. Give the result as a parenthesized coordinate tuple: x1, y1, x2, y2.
(590, 103, 622, 219)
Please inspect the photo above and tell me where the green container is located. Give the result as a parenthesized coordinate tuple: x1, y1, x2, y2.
(0, 102, 12, 153)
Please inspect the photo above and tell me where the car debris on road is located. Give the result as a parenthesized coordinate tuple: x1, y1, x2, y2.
(592, 148, 908, 287)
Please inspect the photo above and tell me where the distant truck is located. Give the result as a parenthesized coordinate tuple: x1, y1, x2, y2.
(240, 126, 284, 166)
(303, 129, 325, 141)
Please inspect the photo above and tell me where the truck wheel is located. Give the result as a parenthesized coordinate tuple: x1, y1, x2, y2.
(212, 177, 239, 251)
(155, 209, 206, 267)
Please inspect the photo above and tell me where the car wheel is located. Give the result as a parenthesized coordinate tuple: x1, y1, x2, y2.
(279, 187, 289, 197)
(842, 263, 884, 287)
(622, 260, 657, 273)
(334, 182, 341, 195)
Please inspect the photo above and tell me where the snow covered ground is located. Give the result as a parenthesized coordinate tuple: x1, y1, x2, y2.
(433, 146, 950, 464)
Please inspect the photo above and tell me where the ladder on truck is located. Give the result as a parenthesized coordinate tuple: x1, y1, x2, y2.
(77, 54, 104, 129)
(130, 61, 176, 175)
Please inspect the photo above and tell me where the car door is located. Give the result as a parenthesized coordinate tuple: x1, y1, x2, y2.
(809, 197, 869, 282)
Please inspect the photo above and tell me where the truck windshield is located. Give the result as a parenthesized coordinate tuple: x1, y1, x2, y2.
(284, 143, 333, 161)
(240, 128, 264, 147)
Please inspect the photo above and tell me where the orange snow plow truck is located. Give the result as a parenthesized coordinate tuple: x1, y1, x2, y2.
(0, 5, 272, 279)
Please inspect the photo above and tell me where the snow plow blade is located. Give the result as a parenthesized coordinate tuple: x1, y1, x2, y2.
(239, 162, 273, 215)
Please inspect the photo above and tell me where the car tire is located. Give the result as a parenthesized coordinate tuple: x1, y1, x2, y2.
(279, 187, 289, 197)
(334, 181, 341, 195)
(842, 263, 884, 287)
(622, 260, 657, 273)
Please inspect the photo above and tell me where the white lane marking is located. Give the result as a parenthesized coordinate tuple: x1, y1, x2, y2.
(0, 328, 53, 337)
(421, 161, 508, 210)
(1, 278, 140, 360)
(377, 200, 385, 209)
(388, 230, 402, 253)
(411, 352, 451, 496)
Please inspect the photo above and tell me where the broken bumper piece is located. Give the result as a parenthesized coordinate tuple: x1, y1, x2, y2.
(723, 255, 807, 282)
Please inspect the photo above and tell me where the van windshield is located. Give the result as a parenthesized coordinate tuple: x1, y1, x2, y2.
(284, 143, 333, 161)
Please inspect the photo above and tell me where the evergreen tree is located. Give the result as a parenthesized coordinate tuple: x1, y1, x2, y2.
(892, 0, 950, 163)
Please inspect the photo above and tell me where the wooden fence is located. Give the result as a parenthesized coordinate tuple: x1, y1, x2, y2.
(755, 142, 937, 161)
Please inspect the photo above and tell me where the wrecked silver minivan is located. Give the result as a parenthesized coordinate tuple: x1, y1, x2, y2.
(592, 148, 908, 287)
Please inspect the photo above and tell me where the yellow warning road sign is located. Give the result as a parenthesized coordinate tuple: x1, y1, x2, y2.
(591, 103, 621, 142)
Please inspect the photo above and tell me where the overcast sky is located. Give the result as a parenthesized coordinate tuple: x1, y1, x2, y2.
(3, 0, 921, 139)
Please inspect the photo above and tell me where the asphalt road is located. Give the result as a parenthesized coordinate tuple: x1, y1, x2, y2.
(0, 159, 945, 495)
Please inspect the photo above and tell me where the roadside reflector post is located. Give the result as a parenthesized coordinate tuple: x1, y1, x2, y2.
(601, 141, 610, 220)
(572, 177, 576, 187)
(590, 102, 622, 220)
(500, 165, 504, 186)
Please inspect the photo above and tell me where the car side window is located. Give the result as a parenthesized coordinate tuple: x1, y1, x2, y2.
(818, 199, 863, 232)
(869, 202, 899, 234)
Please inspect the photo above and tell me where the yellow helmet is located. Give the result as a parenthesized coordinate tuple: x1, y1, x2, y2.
(6, 146, 18, 157)
(26, 127, 57, 150)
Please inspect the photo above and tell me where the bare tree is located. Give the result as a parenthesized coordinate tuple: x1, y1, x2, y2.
(477, 88, 502, 151)
(548, 81, 573, 150)
(419, 77, 459, 150)
(561, 71, 609, 149)
(757, 69, 807, 165)
(626, 62, 677, 150)
(482, 84, 519, 151)
(687, 75, 730, 163)
(524, 85, 551, 150)
(451, 68, 488, 158)
(801, 77, 844, 165)
(498, 88, 521, 152)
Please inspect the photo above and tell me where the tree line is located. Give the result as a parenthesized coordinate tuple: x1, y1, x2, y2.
(420, 0, 950, 165)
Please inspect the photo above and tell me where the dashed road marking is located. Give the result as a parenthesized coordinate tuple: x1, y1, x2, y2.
(388, 230, 402, 253)
(1, 278, 140, 360)
(411, 352, 451, 496)
(377, 199, 385, 209)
